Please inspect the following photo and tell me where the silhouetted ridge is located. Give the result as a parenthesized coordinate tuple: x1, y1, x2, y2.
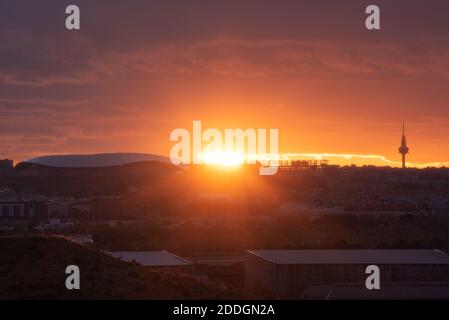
(0, 236, 248, 299)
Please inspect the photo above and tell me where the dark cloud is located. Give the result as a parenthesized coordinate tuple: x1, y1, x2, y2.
(0, 0, 448, 161)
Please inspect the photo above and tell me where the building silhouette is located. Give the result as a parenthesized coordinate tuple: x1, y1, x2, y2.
(245, 249, 449, 298)
(0, 159, 14, 177)
(398, 122, 409, 168)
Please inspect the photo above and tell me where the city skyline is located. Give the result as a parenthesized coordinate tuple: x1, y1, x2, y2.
(4, 121, 449, 169)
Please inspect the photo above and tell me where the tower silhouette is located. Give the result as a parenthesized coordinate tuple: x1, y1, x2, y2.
(398, 122, 409, 169)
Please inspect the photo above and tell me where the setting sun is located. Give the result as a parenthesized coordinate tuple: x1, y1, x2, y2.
(200, 151, 245, 167)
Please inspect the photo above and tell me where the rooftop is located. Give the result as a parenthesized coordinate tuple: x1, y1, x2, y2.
(247, 249, 449, 265)
(108, 251, 192, 267)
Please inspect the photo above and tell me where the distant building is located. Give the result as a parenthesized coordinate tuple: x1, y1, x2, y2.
(278, 159, 329, 173)
(108, 251, 193, 274)
(34, 218, 74, 231)
(91, 199, 142, 221)
(0, 188, 17, 201)
(0, 201, 48, 220)
(66, 234, 94, 246)
(245, 249, 449, 298)
(0, 159, 14, 177)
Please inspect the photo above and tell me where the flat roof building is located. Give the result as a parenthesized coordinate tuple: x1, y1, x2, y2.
(245, 249, 449, 298)
(108, 251, 193, 274)
(0, 201, 48, 220)
(0, 159, 14, 177)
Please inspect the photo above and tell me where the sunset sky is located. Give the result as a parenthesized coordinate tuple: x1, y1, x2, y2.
(1, 0, 449, 167)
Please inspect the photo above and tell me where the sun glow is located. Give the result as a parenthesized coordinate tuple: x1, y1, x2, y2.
(200, 151, 245, 167)
(199, 151, 449, 169)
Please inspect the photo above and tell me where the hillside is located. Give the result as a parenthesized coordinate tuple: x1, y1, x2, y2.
(0, 236, 249, 300)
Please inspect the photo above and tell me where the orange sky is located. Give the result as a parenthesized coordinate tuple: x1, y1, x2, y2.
(1, 1, 449, 167)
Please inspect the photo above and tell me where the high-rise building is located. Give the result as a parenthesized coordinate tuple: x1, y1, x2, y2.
(0, 159, 14, 177)
(398, 122, 409, 169)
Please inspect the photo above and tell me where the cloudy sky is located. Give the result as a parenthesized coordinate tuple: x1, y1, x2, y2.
(1, 0, 449, 166)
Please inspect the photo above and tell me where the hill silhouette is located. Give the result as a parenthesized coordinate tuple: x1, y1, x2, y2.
(0, 236, 249, 299)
